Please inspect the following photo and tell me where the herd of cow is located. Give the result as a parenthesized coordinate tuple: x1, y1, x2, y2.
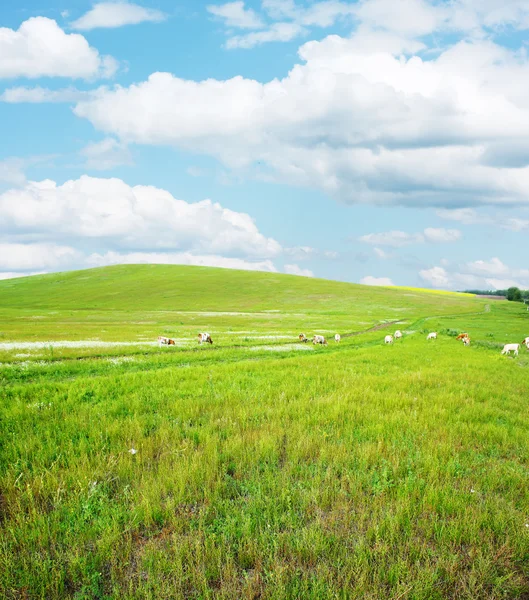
(158, 331, 529, 356)
(382, 330, 529, 356)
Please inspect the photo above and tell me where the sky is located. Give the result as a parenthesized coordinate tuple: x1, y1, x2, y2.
(1, 0, 528, 290)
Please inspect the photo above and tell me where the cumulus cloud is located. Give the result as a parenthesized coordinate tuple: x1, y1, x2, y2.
(207, 2, 264, 29)
(86, 251, 278, 273)
(284, 263, 314, 277)
(359, 231, 424, 247)
(423, 228, 462, 243)
(226, 22, 305, 49)
(420, 257, 529, 290)
(0, 159, 26, 187)
(360, 228, 461, 247)
(71, 2, 166, 30)
(0, 176, 282, 259)
(360, 275, 394, 286)
(373, 247, 392, 259)
(80, 138, 133, 170)
(0, 17, 117, 79)
(0, 243, 79, 270)
(0, 86, 92, 103)
(419, 266, 452, 289)
(437, 207, 529, 231)
(72, 31, 529, 208)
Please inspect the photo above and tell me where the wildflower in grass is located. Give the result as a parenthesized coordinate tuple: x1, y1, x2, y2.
(128, 448, 137, 455)
(470, 489, 476, 493)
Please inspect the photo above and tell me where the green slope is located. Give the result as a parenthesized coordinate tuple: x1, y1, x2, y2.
(0, 264, 478, 314)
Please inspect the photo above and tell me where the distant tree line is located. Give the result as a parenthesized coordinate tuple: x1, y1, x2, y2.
(461, 287, 529, 302)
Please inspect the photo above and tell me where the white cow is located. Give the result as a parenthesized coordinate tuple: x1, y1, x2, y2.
(299, 333, 308, 343)
(427, 332, 437, 340)
(384, 335, 393, 344)
(522, 336, 529, 349)
(198, 332, 213, 344)
(501, 343, 519, 356)
(158, 336, 175, 346)
(394, 330, 402, 339)
(313, 335, 327, 345)
(335, 334, 341, 343)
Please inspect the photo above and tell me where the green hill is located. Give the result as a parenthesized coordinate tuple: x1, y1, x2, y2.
(0, 264, 478, 314)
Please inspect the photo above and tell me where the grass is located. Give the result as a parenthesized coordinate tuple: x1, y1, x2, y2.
(1, 265, 528, 599)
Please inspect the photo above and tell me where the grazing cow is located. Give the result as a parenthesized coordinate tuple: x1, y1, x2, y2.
(384, 335, 393, 344)
(522, 336, 529, 349)
(313, 335, 327, 345)
(463, 336, 470, 346)
(501, 343, 519, 356)
(427, 332, 437, 340)
(394, 330, 402, 339)
(158, 336, 176, 346)
(456, 333, 469, 341)
(198, 332, 213, 345)
(299, 333, 308, 343)
(335, 334, 341, 343)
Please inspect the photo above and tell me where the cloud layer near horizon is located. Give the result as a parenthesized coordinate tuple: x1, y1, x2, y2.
(0, 176, 315, 278)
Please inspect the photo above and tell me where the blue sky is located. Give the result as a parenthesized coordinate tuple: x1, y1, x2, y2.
(1, 0, 528, 289)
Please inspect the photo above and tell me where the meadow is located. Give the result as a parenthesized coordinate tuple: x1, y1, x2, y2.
(0, 265, 528, 599)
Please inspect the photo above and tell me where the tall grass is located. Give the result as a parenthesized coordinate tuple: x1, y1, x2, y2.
(1, 267, 528, 598)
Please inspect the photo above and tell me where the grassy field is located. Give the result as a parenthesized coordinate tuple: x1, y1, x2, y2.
(1, 265, 528, 599)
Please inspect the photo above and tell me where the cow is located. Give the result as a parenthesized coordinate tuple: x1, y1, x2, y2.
(394, 330, 402, 339)
(384, 335, 393, 344)
(299, 333, 308, 343)
(335, 334, 341, 343)
(198, 332, 213, 345)
(427, 332, 437, 340)
(522, 336, 529, 349)
(501, 343, 519, 356)
(463, 336, 470, 346)
(158, 336, 176, 347)
(313, 335, 327, 345)
(456, 333, 469, 341)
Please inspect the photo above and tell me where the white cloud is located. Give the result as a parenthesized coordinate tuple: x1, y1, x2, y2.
(354, 0, 447, 37)
(284, 263, 314, 277)
(419, 266, 451, 288)
(423, 227, 462, 243)
(298, 1, 356, 27)
(435, 208, 489, 225)
(373, 247, 392, 259)
(0, 17, 117, 79)
(261, 0, 297, 20)
(80, 138, 133, 170)
(0, 159, 26, 187)
(501, 217, 529, 231)
(0, 243, 79, 270)
(0, 176, 282, 259)
(0, 86, 91, 103)
(437, 208, 529, 231)
(207, 2, 264, 29)
(466, 257, 513, 277)
(420, 257, 529, 290)
(86, 251, 278, 273)
(71, 2, 166, 31)
(226, 22, 305, 49)
(360, 275, 394, 286)
(359, 231, 424, 247)
(73, 33, 529, 208)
